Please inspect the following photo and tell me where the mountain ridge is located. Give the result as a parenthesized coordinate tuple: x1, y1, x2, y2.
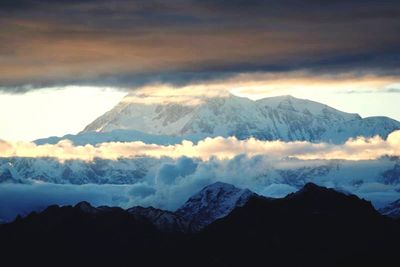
(1, 182, 380, 231)
(1, 182, 399, 266)
(175, 181, 256, 231)
(80, 93, 400, 144)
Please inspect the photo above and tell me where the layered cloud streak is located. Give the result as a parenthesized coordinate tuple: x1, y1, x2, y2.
(1, 131, 400, 161)
(1, 0, 400, 90)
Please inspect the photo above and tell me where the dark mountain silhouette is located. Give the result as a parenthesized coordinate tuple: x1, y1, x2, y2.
(1, 183, 399, 267)
(195, 183, 400, 266)
(0, 201, 186, 266)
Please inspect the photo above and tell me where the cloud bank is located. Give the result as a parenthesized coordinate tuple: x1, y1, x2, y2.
(118, 73, 400, 105)
(1, 0, 400, 91)
(1, 155, 400, 222)
(1, 131, 400, 161)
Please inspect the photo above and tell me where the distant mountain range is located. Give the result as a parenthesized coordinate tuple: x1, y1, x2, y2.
(1, 155, 399, 222)
(1, 182, 399, 266)
(73, 94, 400, 144)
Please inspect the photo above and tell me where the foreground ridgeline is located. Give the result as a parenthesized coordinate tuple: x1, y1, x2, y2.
(1, 182, 399, 267)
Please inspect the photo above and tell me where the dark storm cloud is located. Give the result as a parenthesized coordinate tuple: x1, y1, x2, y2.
(1, 0, 400, 92)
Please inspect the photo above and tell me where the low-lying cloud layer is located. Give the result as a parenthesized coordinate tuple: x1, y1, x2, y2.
(1, 155, 400, 222)
(1, 131, 400, 161)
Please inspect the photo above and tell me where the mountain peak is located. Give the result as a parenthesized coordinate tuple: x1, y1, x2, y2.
(81, 93, 400, 143)
(284, 182, 377, 216)
(302, 182, 329, 192)
(258, 94, 295, 101)
(201, 181, 241, 191)
(175, 182, 256, 231)
(288, 182, 347, 198)
(74, 201, 98, 213)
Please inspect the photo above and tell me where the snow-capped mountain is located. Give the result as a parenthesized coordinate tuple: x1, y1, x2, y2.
(81, 94, 400, 143)
(379, 199, 400, 218)
(175, 182, 256, 231)
(0, 157, 162, 184)
(127, 182, 256, 232)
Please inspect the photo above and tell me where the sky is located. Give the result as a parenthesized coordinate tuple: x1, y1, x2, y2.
(0, 0, 400, 140)
(0, 82, 399, 141)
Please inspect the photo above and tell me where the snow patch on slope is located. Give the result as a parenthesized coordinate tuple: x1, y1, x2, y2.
(175, 182, 256, 231)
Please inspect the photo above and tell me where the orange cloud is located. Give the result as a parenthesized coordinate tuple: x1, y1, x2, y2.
(1, 131, 400, 162)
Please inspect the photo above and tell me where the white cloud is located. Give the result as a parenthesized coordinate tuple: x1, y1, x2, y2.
(122, 84, 230, 105)
(1, 132, 400, 221)
(1, 131, 400, 161)
(1, 154, 400, 222)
